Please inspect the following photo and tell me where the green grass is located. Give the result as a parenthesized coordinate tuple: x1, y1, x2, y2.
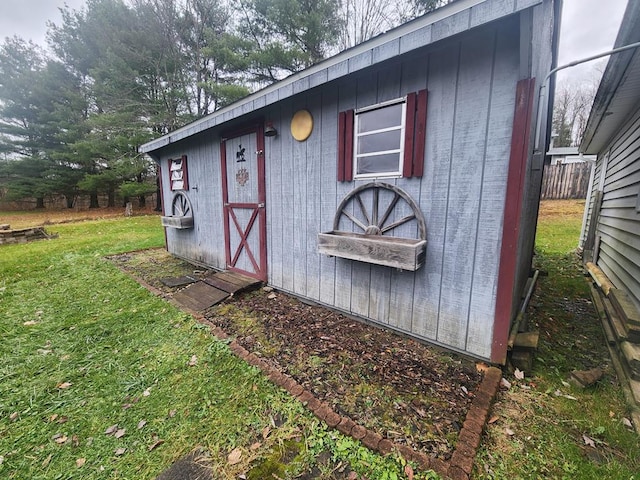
(0, 215, 437, 479)
(474, 200, 640, 480)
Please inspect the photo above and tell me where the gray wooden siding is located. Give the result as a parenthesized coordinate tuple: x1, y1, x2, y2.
(160, 137, 227, 269)
(593, 108, 640, 310)
(260, 18, 520, 360)
(155, 13, 534, 361)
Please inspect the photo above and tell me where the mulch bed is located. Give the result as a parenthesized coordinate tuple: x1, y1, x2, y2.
(109, 249, 494, 472)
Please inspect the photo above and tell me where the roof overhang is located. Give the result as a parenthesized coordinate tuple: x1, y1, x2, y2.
(139, 0, 542, 154)
(580, 0, 640, 155)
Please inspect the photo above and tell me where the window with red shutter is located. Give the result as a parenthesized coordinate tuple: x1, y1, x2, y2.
(169, 155, 189, 191)
(337, 89, 427, 181)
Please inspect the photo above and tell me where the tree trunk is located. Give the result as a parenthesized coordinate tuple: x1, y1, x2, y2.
(65, 195, 75, 209)
(138, 195, 146, 208)
(36, 197, 45, 209)
(107, 188, 115, 208)
(122, 196, 130, 207)
(89, 192, 99, 208)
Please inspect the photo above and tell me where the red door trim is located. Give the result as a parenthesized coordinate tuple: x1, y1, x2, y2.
(491, 77, 536, 364)
(220, 123, 267, 281)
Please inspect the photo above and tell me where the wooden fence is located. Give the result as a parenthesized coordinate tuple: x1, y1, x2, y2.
(541, 162, 592, 200)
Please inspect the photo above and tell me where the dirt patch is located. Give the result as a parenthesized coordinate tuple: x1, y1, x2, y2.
(109, 249, 484, 461)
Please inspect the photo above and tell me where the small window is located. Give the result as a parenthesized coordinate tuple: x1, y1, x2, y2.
(354, 99, 406, 179)
(169, 155, 188, 191)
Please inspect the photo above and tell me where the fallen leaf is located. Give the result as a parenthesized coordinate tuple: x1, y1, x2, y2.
(76, 458, 86, 468)
(114, 448, 126, 456)
(148, 439, 164, 451)
(461, 386, 468, 395)
(137, 420, 147, 430)
(609, 411, 615, 418)
(9, 412, 18, 422)
(514, 368, 525, 380)
(561, 380, 571, 388)
(250, 442, 261, 450)
(105, 424, 118, 435)
(0, 455, 3, 465)
(404, 464, 414, 480)
(57, 382, 72, 389)
(57, 416, 68, 424)
(622, 417, 633, 428)
(488, 415, 499, 424)
(72, 435, 79, 447)
(227, 447, 242, 465)
(347, 472, 358, 480)
(262, 426, 271, 439)
(143, 388, 151, 397)
(23, 320, 38, 326)
(505, 427, 515, 436)
(37, 349, 52, 355)
(114, 428, 126, 439)
(188, 355, 198, 366)
(168, 409, 177, 418)
(60, 354, 71, 361)
(500, 378, 511, 389)
(475, 362, 490, 373)
(55, 435, 68, 444)
(583, 434, 596, 448)
(49, 414, 58, 422)
(267, 293, 277, 299)
(42, 453, 53, 468)
(122, 403, 133, 410)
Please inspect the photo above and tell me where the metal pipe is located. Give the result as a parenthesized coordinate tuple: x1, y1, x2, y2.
(534, 41, 640, 154)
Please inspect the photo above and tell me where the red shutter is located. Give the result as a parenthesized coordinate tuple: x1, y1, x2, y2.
(413, 89, 428, 178)
(403, 92, 417, 177)
(181, 155, 189, 190)
(403, 89, 428, 178)
(337, 109, 354, 182)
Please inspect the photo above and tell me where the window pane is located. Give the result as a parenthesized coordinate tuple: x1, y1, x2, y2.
(358, 103, 403, 133)
(356, 153, 400, 175)
(357, 130, 401, 155)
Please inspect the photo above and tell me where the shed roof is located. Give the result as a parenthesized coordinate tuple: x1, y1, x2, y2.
(580, 0, 640, 155)
(140, 0, 541, 154)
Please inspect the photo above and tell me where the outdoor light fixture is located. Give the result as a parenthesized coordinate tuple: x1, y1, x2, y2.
(264, 122, 278, 137)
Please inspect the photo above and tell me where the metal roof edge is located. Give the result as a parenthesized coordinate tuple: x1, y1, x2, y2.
(580, 0, 640, 154)
(140, 0, 541, 154)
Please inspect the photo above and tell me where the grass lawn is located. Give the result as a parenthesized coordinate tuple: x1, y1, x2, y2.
(1, 200, 639, 479)
(0, 215, 430, 479)
(474, 199, 640, 479)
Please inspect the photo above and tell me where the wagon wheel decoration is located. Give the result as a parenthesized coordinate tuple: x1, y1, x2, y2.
(333, 182, 426, 241)
(171, 191, 193, 218)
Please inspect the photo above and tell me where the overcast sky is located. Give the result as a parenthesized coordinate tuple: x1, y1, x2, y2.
(0, 0, 630, 85)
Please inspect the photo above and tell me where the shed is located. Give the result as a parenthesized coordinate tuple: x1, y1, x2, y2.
(579, 0, 640, 404)
(140, 0, 560, 364)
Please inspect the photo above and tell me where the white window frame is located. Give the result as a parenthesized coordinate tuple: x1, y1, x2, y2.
(353, 97, 406, 180)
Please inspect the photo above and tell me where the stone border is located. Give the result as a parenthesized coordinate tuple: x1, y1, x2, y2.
(122, 271, 502, 479)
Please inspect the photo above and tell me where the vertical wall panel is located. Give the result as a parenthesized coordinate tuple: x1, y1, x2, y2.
(292, 95, 308, 296)
(319, 89, 339, 305)
(466, 22, 519, 359)
(437, 28, 496, 351)
(305, 91, 323, 301)
(266, 104, 283, 287)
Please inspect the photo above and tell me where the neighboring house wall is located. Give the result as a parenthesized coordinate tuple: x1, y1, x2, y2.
(585, 108, 640, 309)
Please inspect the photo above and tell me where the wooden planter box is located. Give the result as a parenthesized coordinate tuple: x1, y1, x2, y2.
(318, 231, 426, 271)
(161, 215, 194, 229)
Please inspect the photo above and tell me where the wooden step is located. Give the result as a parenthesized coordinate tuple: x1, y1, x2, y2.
(603, 297, 628, 341)
(621, 341, 640, 381)
(609, 289, 640, 328)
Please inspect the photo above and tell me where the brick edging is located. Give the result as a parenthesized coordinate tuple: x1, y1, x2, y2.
(117, 268, 502, 480)
(205, 315, 501, 479)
